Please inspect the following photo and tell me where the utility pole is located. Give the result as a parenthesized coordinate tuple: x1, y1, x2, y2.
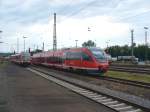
(106, 41, 109, 49)
(42, 42, 44, 51)
(37, 45, 38, 50)
(17, 38, 19, 53)
(23, 36, 28, 52)
(144, 27, 148, 45)
(53, 13, 57, 51)
(28, 48, 30, 53)
(106, 40, 110, 49)
(106, 40, 110, 53)
(144, 27, 148, 62)
(75, 40, 78, 48)
(131, 29, 134, 57)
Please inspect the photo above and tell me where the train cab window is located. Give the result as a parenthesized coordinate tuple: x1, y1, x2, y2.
(82, 53, 92, 61)
(89, 48, 107, 61)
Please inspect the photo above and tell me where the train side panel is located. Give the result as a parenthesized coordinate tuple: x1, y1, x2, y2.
(63, 48, 109, 74)
(31, 47, 109, 74)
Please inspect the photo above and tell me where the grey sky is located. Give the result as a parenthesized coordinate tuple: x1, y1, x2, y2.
(0, 0, 150, 52)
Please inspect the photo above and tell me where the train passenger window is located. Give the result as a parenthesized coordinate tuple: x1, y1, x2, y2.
(66, 52, 81, 60)
(72, 52, 81, 60)
(82, 53, 92, 61)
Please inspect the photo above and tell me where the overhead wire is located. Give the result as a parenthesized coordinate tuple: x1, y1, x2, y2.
(117, 9, 150, 22)
(56, 0, 102, 23)
(56, 0, 125, 24)
(49, 0, 122, 23)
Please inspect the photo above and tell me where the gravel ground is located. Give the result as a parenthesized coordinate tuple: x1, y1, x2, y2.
(0, 63, 115, 112)
(34, 66, 150, 100)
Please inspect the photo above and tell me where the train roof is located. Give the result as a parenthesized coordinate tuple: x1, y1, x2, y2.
(32, 47, 104, 57)
(33, 47, 102, 53)
(11, 52, 30, 57)
(61, 47, 102, 50)
(11, 53, 20, 57)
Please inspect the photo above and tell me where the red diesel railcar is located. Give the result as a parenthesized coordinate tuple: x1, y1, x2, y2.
(10, 52, 31, 66)
(31, 47, 109, 74)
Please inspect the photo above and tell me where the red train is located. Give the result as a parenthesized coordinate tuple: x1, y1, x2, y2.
(10, 52, 31, 66)
(31, 47, 109, 74)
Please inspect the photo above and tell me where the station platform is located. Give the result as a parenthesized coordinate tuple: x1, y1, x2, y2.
(0, 63, 115, 112)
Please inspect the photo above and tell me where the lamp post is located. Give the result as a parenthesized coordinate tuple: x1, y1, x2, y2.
(75, 40, 78, 48)
(23, 36, 28, 52)
(106, 40, 110, 48)
(105, 40, 110, 54)
(131, 29, 134, 57)
(144, 27, 148, 45)
(106, 41, 109, 49)
(17, 38, 19, 53)
(144, 27, 148, 62)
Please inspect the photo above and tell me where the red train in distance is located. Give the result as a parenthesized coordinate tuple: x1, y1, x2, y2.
(10, 52, 31, 66)
(31, 47, 109, 75)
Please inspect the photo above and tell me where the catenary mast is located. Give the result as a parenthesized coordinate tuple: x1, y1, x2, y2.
(53, 13, 57, 51)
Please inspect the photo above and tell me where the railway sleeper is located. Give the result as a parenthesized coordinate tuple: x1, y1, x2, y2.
(125, 109, 142, 112)
(114, 106, 133, 111)
(103, 101, 118, 105)
(97, 98, 113, 103)
(28, 68, 145, 112)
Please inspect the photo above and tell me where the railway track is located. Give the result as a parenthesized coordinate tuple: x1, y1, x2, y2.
(100, 76, 150, 89)
(32, 65, 150, 89)
(109, 65, 150, 74)
(27, 66, 150, 112)
(110, 64, 150, 68)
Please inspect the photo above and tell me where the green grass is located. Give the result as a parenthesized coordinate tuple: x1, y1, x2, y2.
(105, 71, 150, 83)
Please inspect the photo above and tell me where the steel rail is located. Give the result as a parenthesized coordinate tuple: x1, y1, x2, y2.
(109, 66, 150, 74)
(100, 76, 150, 89)
(27, 66, 149, 112)
(32, 65, 150, 89)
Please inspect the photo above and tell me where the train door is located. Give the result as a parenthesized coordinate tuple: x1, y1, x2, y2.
(81, 52, 94, 69)
(65, 51, 82, 69)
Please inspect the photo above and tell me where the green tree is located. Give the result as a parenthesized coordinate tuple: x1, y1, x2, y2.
(82, 40, 96, 47)
(107, 44, 150, 61)
(134, 45, 149, 61)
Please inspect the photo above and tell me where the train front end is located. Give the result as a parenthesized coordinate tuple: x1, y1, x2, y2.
(21, 52, 31, 66)
(88, 48, 109, 74)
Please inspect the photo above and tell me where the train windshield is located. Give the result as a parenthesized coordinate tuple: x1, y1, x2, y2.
(22, 53, 31, 61)
(89, 48, 107, 61)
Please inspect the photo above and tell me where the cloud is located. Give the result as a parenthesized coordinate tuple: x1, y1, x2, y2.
(0, 0, 150, 52)
(1, 15, 130, 52)
(57, 15, 129, 47)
